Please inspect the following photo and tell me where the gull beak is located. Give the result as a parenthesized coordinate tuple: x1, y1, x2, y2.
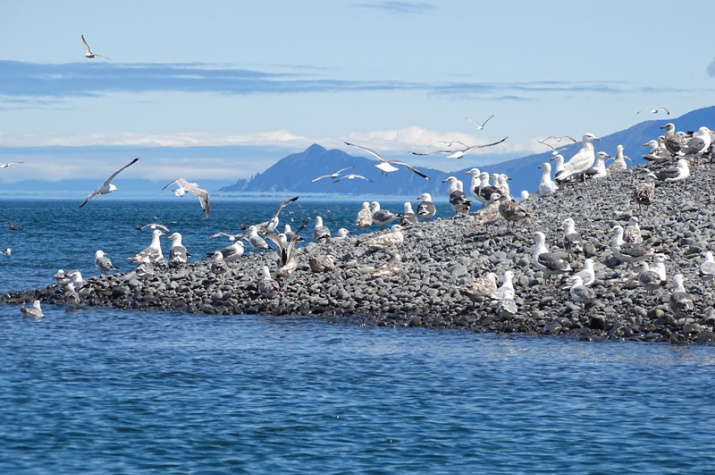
(416, 196, 422, 200)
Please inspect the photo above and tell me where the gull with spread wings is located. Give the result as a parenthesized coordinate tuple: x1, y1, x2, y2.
(77, 157, 139, 209)
(81, 34, 111, 60)
(410, 137, 508, 159)
(344, 142, 429, 179)
(161, 178, 210, 219)
(465, 114, 494, 130)
(311, 167, 353, 182)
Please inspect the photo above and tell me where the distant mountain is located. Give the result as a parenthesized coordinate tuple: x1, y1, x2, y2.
(220, 106, 715, 199)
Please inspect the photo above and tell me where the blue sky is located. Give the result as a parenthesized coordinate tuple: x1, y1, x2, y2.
(0, 0, 713, 184)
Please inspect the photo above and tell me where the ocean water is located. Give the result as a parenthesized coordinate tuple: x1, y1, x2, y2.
(1, 198, 715, 474)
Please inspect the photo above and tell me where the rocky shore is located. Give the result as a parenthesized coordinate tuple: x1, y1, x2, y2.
(4, 157, 715, 344)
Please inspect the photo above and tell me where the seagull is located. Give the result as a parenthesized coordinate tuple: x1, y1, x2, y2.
(167, 232, 189, 266)
(632, 172, 657, 215)
(669, 274, 694, 321)
(135, 223, 170, 233)
(700, 252, 715, 286)
(610, 225, 655, 269)
(642, 139, 670, 163)
(569, 275, 597, 309)
(128, 229, 165, 264)
(77, 157, 139, 209)
(214, 240, 245, 263)
(538, 162, 558, 197)
(498, 195, 531, 232)
(465, 114, 494, 130)
(244, 226, 271, 251)
(554, 133, 600, 183)
(8, 220, 21, 231)
(208, 231, 243, 242)
(606, 145, 633, 175)
(490, 271, 516, 301)
(371, 201, 400, 229)
(680, 126, 714, 166)
(442, 176, 471, 215)
(66, 270, 92, 298)
(333, 174, 373, 183)
(584, 152, 611, 180)
(636, 261, 664, 292)
(573, 258, 596, 287)
(260, 196, 299, 233)
(161, 178, 210, 219)
(623, 217, 643, 244)
(476, 172, 501, 207)
(400, 202, 418, 226)
(311, 167, 353, 182)
(1, 248, 11, 256)
(410, 137, 508, 159)
(313, 216, 331, 241)
(637, 107, 670, 115)
(562, 218, 584, 256)
(0, 161, 24, 168)
(538, 136, 577, 155)
(532, 231, 572, 283)
(458, 272, 498, 302)
(258, 265, 280, 298)
(210, 251, 229, 277)
(263, 219, 311, 280)
(465, 168, 482, 202)
(471, 192, 502, 234)
(345, 142, 429, 179)
(549, 154, 565, 175)
(284, 224, 304, 243)
(416, 193, 436, 222)
(355, 201, 373, 232)
(309, 254, 336, 273)
(94, 250, 117, 274)
(660, 123, 685, 156)
(332, 228, 351, 240)
(364, 224, 404, 248)
(20, 300, 43, 318)
(655, 158, 690, 182)
(81, 34, 111, 59)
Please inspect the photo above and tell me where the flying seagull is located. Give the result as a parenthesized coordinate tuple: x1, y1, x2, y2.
(409, 137, 508, 159)
(333, 174, 372, 183)
(465, 114, 494, 130)
(161, 178, 210, 219)
(81, 34, 111, 59)
(637, 107, 670, 115)
(0, 161, 24, 168)
(8, 220, 21, 231)
(135, 223, 170, 232)
(311, 167, 353, 182)
(77, 157, 139, 209)
(344, 142, 429, 179)
(260, 196, 299, 232)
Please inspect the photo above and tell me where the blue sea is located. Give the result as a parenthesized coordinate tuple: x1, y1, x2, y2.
(1, 197, 715, 474)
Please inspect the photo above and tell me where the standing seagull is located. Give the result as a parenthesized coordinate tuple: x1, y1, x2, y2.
(554, 133, 600, 183)
(561, 218, 584, 256)
(128, 229, 165, 264)
(400, 202, 418, 226)
(610, 225, 655, 269)
(371, 201, 400, 229)
(660, 123, 685, 156)
(569, 275, 597, 310)
(258, 266, 280, 298)
(442, 176, 471, 216)
(167, 232, 189, 266)
(81, 34, 111, 59)
(607, 145, 632, 175)
(77, 157, 139, 209)
(632, 172, 657, 215)
(355, 201, 373, 233)
(416, 193, 436, 222)
(538, 162, 558, 197)
(94, 250, 117, 274)
(532, 231, 572, 283)
(161, 178, 210, 219)
(699, 252, 715, 286)
(313, 216, 332, 241)
(345, 142, 430, 179)
(584, 151, 611, 180)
